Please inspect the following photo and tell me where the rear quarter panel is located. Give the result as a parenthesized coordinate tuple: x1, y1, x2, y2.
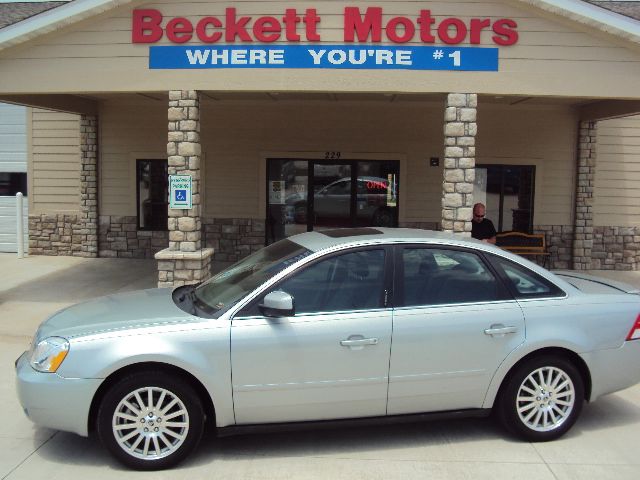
(483, 293, 640, 408)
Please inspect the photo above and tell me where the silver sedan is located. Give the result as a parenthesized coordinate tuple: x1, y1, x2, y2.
(15, 228, 640, 470)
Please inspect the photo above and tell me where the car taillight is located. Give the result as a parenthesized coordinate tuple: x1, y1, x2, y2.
(626, 314, 640, 341)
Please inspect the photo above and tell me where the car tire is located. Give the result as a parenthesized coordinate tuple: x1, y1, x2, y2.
(96, 370, 205, 470)
(497, 356, 584, 442)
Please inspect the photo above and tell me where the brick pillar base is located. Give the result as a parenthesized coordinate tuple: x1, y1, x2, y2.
(156, 248, 214, 288)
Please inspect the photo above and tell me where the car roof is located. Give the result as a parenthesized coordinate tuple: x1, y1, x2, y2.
(289, 227, 488, 253)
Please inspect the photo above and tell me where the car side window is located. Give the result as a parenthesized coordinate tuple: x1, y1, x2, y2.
(491, 256, 565, 299)
(402, 248, 503, 306)
(277, 249, 386, 314)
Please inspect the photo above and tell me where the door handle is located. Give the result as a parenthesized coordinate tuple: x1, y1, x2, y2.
(484, 325, 518, 336)
(340, 338, 379, 347)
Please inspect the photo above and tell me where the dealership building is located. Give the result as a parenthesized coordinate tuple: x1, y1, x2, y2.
(0, 0, 639, 286)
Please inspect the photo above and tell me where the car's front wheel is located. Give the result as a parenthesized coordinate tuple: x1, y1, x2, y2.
(497, 356, 584, 441)
(96, 370, 204, 470)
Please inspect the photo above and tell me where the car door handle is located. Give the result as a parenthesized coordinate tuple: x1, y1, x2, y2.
(340, 338, 379, 347)
(484, 325, 518, 336)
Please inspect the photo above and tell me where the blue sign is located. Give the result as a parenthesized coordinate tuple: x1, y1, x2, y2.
(149, 45, 498, 71)
(175, 190, 187, 202)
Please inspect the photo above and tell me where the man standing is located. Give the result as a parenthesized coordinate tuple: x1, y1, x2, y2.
(471, 202, 496, 244)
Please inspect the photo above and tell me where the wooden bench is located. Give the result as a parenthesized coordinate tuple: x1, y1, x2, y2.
(495, 231, 550, 267)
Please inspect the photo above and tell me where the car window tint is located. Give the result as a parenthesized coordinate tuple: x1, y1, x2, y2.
(492, 257, 565, 298)
(402, 248, 501, 306)
(278, 249, 386, 314)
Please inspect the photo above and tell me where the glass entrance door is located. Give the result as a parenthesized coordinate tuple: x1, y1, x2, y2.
(267, 159, 400, 244)
(311, 162, 353, 230)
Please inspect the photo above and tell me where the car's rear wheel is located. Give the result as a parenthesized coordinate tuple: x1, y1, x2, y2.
(97, 370, 204, 470)
(497, 356, 584, 441)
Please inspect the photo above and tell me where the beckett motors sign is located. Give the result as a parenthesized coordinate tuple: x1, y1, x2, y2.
(134, 7, 519, 71)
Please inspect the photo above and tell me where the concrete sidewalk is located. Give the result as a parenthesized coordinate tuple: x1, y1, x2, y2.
(1, 254, 639, 479)
(0, 254, 157, 339)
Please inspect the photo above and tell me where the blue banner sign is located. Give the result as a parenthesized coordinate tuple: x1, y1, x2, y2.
(149, 45, 498, 71)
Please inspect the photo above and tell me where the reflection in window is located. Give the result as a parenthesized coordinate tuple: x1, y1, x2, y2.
(278, 249, 386, 314)
(402, 248, 501, 306)
(137, 160, 168, 230)
(474, 165, 535, 233)
(0, 172, 27, 196)
(492, 256, 564, 298)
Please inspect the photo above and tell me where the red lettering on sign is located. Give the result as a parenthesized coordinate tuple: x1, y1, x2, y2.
(470, 18, 491, 44)
(386, 16, 415, 43)
(366, 180, 388, 190)
(417, 10, 436, 43)
(437, 18, 467, 45)
(196, 17, 223, 43)
(344, 7, 382, 42)
(253, 16, 281, 42)
(492, 19, 519, 46)
(130, 7, 519, 46)
(166, 17, 193, 43)
(132, 9, 163, 43)
(225, 7, 252, 42)
(283, 9, 301, 41)
(303, 9, 321, 41)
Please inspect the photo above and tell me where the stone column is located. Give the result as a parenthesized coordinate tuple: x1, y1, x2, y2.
(441, 93, 477, 235)
(155, 90, 213, 287)
(77, 115, 98, 257)
(572, 121, 597, 270)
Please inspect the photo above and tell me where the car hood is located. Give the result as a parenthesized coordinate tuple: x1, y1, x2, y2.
(35, 288, 196, 340)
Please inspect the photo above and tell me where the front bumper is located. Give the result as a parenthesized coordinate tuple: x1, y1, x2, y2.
(581, 340, 640, 401)
(15, 352, 102, 437)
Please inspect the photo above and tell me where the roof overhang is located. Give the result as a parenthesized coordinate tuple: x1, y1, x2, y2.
(0, 0, 137, 52)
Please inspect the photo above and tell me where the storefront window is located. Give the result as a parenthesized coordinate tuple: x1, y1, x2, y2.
(136, 160, 168, 230)
(474, 165, 535, 233)
(267, 159, 399, 244)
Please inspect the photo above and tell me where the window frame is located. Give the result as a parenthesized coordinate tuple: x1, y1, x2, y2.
(393, 244, 514, 308)
(485, 253, 567, 300)
(236, 245, 395, 318)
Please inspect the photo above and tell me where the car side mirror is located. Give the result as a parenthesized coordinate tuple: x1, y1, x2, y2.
(259, 291, 294, 317)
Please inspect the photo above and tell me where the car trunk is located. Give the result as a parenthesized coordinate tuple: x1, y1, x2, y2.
(555, 271, 640, 295)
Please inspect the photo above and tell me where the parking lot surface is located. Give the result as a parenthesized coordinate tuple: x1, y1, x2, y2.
(1, 253, 639, 479)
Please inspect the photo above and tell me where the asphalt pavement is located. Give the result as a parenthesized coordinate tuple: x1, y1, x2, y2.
(1, 253, 639, 479)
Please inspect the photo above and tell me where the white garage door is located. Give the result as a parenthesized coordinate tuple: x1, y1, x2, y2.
(0, 103, 28, 253)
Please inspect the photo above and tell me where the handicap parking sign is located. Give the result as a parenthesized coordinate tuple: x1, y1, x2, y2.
(169, 175, 192, 209)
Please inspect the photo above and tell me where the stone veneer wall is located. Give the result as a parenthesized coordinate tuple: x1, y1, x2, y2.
(592, 226, 640, 270)
(98, 215, 168, 258)
(202, 217, 265, 262)
(573, 121, 597, 270)
(28, 214, 82, 255)
(534, 225, 574, 270)
(441, 93, 477, 235)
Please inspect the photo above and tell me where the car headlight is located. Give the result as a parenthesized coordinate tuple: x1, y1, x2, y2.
(29, 337, 69, 373)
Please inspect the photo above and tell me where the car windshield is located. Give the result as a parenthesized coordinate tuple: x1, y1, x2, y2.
(193, 239, 312, 312)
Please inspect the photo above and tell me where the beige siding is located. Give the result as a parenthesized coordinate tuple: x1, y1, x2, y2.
(594, 115, 640, 227)
(1, 1, 639, 97)
(99, 98, 577, 225)
(30, 108, 80, 213)
(99, 99, 166, 216)
(478, 104, 578, 226)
